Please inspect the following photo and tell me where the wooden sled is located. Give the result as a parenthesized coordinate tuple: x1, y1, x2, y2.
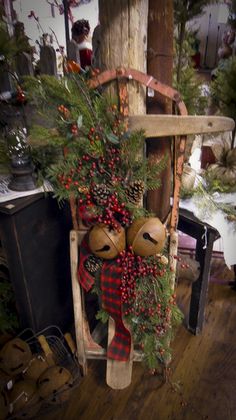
(70, 67, 234, 389)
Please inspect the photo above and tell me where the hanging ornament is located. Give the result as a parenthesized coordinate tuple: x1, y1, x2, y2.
(89, 223, 126, 259)
(127, 217, 166, 257)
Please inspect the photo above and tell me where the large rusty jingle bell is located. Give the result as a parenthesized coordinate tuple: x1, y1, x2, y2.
(127, 217, 166, 256)
(0, 338, 32, 376)
(9, 379, 41, 418)
(23, 354, 50, 381)
(38, 365, 73, 404)
(89, 223, 126, 259)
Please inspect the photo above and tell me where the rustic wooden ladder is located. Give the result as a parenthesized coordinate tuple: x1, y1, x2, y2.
(70, 67, 234, 389)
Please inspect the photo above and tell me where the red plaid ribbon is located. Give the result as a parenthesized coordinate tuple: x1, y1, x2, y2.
(78, 237, 131, 361)
(101, 260, 131, 361)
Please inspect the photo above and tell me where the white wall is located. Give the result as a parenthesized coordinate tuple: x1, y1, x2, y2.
(13, 0, 98, 56)
(12, 1, 231, 70)
(189, 2, 230, 69)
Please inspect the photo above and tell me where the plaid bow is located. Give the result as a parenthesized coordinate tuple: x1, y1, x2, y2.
(78, 237, 131, 361)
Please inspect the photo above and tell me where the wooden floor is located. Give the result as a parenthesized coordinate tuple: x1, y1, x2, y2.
(40, 258, 236, 420)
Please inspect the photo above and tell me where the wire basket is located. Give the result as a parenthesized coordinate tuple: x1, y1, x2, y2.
(2, 325, 81, 419)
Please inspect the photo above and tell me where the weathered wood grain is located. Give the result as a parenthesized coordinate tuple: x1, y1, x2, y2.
(129, 115, 235, 137)
(99, 0, 148, 115)
(70, 230, 87, 375)
(146, 0, 173, 222)
(106, 318, 133, 390)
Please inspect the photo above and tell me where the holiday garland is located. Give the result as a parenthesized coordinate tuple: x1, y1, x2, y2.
(23, 72, 183, 370)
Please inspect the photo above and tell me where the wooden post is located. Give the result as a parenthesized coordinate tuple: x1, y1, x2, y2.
(63, 0, 71, 58)
(146, 0, 173, 221)
(98, 0, 148, 115)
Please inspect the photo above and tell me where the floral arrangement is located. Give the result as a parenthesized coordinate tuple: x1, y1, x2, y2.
(23, 72, 182, 371)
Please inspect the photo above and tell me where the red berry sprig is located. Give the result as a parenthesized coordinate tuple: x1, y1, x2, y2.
(57, 104, 70, 118)
(71, 124, 78, 136)
(96, 193, 132, 229)
(118, 249, 137, 307)
(16, 87, 26, 103)
(87, 126, 102, 145)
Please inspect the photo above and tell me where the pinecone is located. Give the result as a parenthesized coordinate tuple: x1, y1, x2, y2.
(126, 180, 144, 205)
(84, 255, 103, 275)
(91, 184, 111, 205)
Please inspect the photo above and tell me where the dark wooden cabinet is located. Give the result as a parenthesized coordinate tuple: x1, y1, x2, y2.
(178, 208, 220, 334)
(0, 193, 74, 333)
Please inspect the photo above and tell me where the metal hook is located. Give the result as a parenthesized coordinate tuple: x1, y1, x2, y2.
(201, 225, 207, 249)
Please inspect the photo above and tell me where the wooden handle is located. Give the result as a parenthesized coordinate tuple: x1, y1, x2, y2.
(64, 333, 76, 355)
(129, 115, 235, 137)
(37, 335, 55, 366)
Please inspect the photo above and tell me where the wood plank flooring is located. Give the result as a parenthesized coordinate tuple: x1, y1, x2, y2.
(39, 259, 236, 420)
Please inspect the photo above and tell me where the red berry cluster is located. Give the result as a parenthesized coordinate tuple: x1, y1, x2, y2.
(78, 202, 98, 227)
(57, 104, 70, 118)
(57, 169, 75, 190)
(173, 254, 190, 269)
(117, 250, 177, 351)
(109, 105, 125, 136)
(96, 192, 132, 229)
(71, 124, 78, 136)
(118, 249, 137, 306)
(107, 146, 121, 168)
(96, 150, 122, 184)
(119, 251, 166, 312)
(87, 126, 101, 145)
(114, 121, 125, 137)
(16, 87, 26, 103)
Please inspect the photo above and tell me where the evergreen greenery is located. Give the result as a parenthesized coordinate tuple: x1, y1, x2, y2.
(23, 74, 166, 219)
(173, 28, 208, 115)
(173, 1, 217, 115)
(174, 0, 218, 83)
(211, 57, 236, 122)
(173, 48, 207, 114)
(124, 257, 183, 369)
